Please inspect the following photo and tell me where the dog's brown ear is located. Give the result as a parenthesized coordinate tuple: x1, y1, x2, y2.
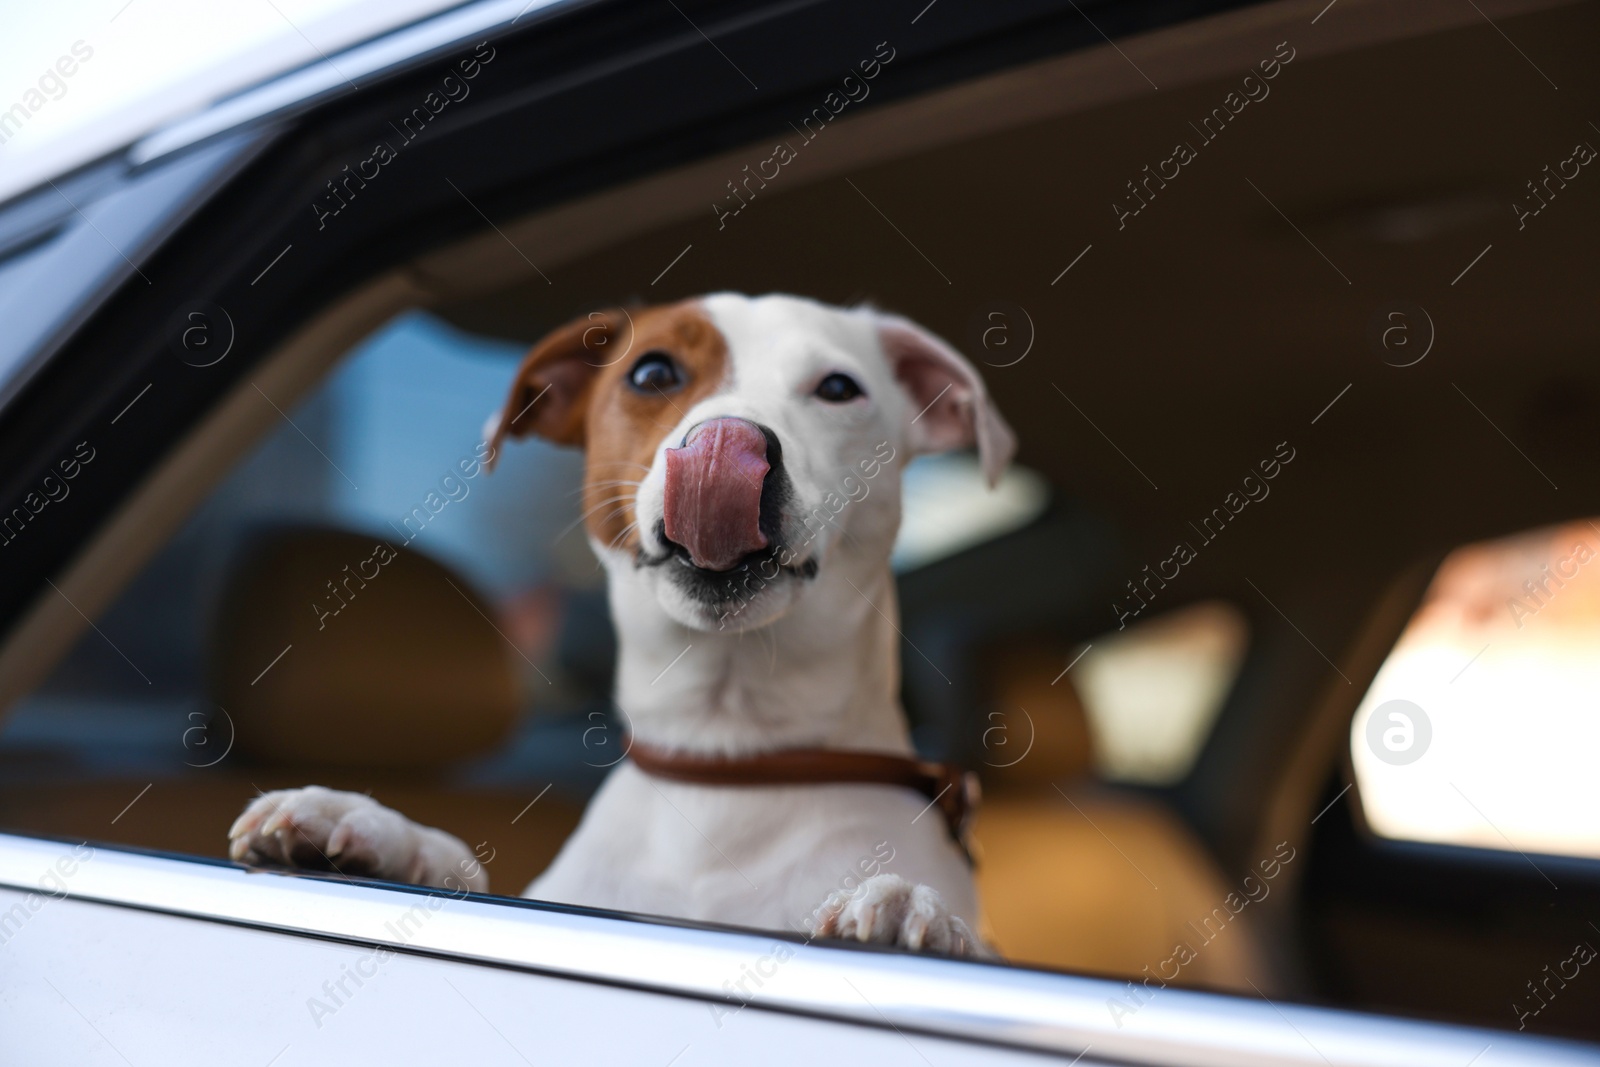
(484, 310, 631, 469)
(875, 313, 1017, 487)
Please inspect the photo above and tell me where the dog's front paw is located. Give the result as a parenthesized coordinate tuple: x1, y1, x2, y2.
(228, 786, 484, 891)
(809, 874, 990, 958)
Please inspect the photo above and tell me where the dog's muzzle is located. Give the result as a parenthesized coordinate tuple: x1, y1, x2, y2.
(662, 417, 772, 572)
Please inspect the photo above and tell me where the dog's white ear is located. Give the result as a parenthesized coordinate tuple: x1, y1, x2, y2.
(875, 314, 1017, 487)
(484, 310, 629, 471)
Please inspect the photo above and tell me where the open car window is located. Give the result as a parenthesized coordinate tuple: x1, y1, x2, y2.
(1352, 519, 1600, 860)
(1074, 600, 1249, 785)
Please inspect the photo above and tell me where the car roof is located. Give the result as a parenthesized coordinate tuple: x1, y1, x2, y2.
(0, 0, 576, 210)
(0, 0, 581, 409)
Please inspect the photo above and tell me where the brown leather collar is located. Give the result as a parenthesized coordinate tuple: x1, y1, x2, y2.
(624, 734, 980, 861)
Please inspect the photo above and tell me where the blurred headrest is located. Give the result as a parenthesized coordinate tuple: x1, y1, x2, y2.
(209, 526, 518, 770)
(979, 639, 1096, 789)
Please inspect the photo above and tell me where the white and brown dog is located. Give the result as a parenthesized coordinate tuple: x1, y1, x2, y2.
(229, 293, 1015, 956)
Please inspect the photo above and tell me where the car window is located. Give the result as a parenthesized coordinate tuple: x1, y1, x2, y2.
(1351, 519, 1600, 860)
(0, 299, 1258, 991)
(892, 452, 1049, 571)
(1, 311, 594, 794)
(1073, 601, 1249, 785)
(978, 601, 1250, 790)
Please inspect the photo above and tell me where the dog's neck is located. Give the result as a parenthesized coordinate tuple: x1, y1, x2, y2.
(606, 560, 914, 757)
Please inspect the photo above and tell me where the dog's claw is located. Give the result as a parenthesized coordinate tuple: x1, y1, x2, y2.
(903, 911, 929, 951)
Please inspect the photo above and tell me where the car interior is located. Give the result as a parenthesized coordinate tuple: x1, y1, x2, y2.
(1, 0, 1597, 1044)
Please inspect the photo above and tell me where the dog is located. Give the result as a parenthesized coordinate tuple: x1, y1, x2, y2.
(228, 293, 1015, 956)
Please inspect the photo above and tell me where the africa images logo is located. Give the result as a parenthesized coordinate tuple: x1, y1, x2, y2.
(1364, 698, 1431, 766)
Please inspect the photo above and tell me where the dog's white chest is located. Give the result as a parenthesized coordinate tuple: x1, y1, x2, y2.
(526, 763, 977, 932)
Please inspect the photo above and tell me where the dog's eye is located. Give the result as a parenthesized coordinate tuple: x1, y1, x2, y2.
(814, 373, 863, 403)
(628, 352, 682, 393)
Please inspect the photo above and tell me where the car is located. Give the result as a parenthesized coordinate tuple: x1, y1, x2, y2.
(1, 0, 1598, 1062)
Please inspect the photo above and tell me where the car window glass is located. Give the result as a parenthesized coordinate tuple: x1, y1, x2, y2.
(1073, 601, 1248, 785)
(1352, 519, 1600, 859)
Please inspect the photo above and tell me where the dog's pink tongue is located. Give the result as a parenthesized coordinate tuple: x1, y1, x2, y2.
(663, 418, 770, 571)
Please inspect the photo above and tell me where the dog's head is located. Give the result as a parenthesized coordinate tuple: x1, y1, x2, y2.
(488, 293, 1014, 632)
